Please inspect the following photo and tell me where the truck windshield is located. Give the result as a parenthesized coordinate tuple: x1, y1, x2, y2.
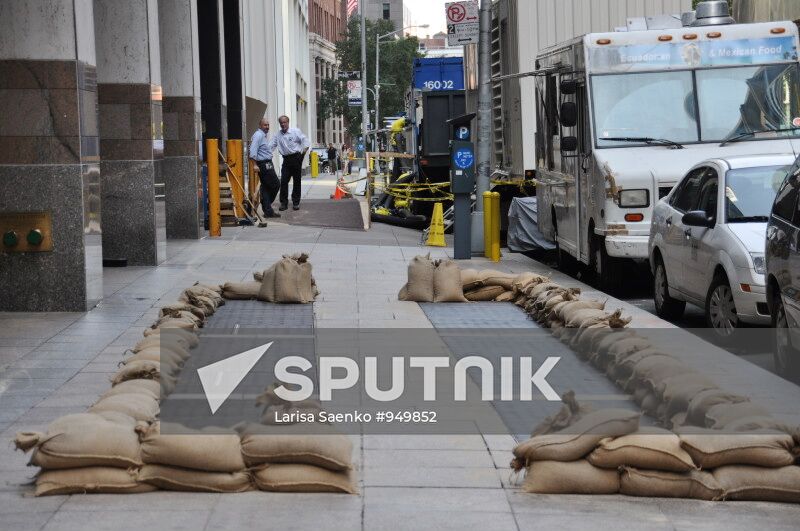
(725, 165, 791, 223)
(593, 63, 800, 147)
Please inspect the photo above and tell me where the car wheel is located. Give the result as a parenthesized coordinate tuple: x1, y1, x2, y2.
(773, 297, 800, 382)
(653, 257, 685, 320)
(705, 275, 739, 340)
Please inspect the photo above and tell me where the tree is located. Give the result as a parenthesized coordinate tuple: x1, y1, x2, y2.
(318, 17, 423, 138)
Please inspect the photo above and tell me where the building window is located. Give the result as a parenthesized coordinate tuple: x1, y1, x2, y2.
(382, 3, 390, 20)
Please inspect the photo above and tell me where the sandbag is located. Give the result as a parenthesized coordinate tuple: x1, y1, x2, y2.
(157, 310, 203, 328)
(522, 460, 619, 494)
(133, 335, 192, 357)
(124, 347, 183, 369)
(160, 302, 205, 320)
(512, 409, 640, 465)
(258, 263, 278, 302)
(705, 402, 770, 429)
(100, 379, 161, 401)
(678, 428, 795, 468)
(89, 394, 159, 422)
(111, 360, 161, 385)
(433, 260, 468, 303)
(273, 255, 316, 303)
(153, 316, 198, 331)
(138, 465, 251, 493)
(659, 376, 719, 420)
(714, 465, 800, 503)
(460, 268, 481, 291)
(564, 308, 611, 328)
(725, 416, 795, 436)
(494, 291, 515, 302)
(222, 281, 262, 300)
(142, 327, 199, 347)
(620, 467, 723, 500)
(465, 285, 506, 302)
(404, 255, 435, 302)
(35, 467, 155, 496)
(138, 423, 245, 472)
(531, 391, 592, 437)
(686, 389, 749, 427)
(239, 423, 353, 471)
(512, 272, 548, 293)
(15, 413, 141, 469)
(587, 428, 695, 472)
(550, 299, 603, 324)
(477, 270, 517, 290)
(629, 356, 691, 393)
(252, 464, 356, 494)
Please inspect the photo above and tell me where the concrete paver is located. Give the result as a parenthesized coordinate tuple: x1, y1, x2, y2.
(1, 175, 799, 529)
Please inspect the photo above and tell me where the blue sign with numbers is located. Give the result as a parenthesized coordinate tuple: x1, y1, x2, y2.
(453, 146, 474, 169)
(413, 58, 465, 91)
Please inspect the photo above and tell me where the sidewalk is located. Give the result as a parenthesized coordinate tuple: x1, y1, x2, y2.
(2, 174, 799, 530)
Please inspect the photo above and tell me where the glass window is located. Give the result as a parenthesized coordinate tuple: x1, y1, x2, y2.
(772, 172, 800, 222)
(725, 165, 790, 222)
(593, 71, 698, 147)
(697, 172, 718, 219)
(670, 168, 707, 213)
(382, 3, 390, 19)
(696, 64, 800, 142)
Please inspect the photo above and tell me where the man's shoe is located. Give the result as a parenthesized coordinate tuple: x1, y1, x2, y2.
(292, 204, 300, 211)
(266, 212, 281, 218)
(278, 204, 288, 211)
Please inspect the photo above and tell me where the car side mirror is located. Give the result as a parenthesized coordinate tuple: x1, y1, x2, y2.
(682, 210, 715, 228)
(561, 136, 578, 152)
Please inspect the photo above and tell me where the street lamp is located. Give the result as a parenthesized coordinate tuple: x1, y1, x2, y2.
(375, 24, 429, 137)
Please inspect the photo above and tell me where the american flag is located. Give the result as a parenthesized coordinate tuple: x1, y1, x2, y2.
(346, 0, 358, 18)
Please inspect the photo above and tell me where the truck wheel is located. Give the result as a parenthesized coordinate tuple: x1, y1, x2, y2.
(653, 257, 685, 320)
(773, 297, 800, 382)
(591, 235, 618, 292)
(705, 274, 739, 342)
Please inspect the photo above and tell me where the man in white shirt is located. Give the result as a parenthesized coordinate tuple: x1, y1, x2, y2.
(248, 118, 280, 218)
(268, 115, 309, 211)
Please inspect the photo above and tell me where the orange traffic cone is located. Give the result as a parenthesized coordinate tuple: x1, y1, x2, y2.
(333, 182, 345, 200)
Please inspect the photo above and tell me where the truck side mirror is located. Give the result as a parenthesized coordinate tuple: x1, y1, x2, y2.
(560, 102, 577, 128)
(561, 136, 578, 152)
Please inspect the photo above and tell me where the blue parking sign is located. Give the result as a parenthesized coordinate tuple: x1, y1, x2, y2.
(456, 126, 470, 140)
(454, 147, 474, 169)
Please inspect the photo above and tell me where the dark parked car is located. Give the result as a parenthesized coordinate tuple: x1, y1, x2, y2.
(766, 154, 800, 382)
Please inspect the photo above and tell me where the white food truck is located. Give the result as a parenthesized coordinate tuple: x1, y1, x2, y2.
(534, 2, 800, 288)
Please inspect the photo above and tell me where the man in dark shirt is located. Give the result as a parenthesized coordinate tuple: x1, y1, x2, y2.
(326, 143, 338, 173)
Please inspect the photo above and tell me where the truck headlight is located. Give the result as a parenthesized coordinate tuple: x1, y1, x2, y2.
(750, 253, 766, 275)
(619, 189, 649, 208)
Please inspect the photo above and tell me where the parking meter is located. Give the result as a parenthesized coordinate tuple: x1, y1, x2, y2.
(450, 139, 475, 259)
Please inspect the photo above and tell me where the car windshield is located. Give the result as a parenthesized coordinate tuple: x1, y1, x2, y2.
(725, 165, 791, 222)
(592, 63, 800, 147)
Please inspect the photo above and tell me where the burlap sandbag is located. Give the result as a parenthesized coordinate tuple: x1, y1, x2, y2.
(160, 303, 205, 320)
(35, 467, 156, 496)
(590, 329, 637, 366)
(611, 351, 673, 390)
(725, 416, 795, 436)
(142, 327, 199, 347)
(460, 268, 481, 291)
(512, 409, 640, 465)
(620, 467, 723, 500)
(551, 299, 604, 324)
(465, 285, 506, 302)
(257, 263, 278, 302)
(253, 464, 356, 494)
(685, 389, 749, 427)
(714, 465, 800, 503)
(522, 460, 619, 494)
(272, 257, 307, 303)
(511, 272, 549, 293)
(477, 270, 517, 290)
(153, 316, 198, 331)
(183, 284, 223, 304)
(587, 428, 696, 472)
(222, 281, 262, 300)
(659, 376, 719, 421)
(564, 308, 611, 328)
(157, 310, 203, 328)
(526, 281, 562, 299)
(705, 402, 770, 430)
(138, 465, 251, 493)
(239, 423, 353, 471)
(138, 423, 245, 472)
(15, 413, 141, 469)
(124, 347, 183, 369)
(100, 379, 161, 401)
(111, 360, 161, 385)
(133, 335, 193, 356)
(89, 394, 159, 422)
(495, 291, 515, 302)
(403, 255, 435, 302)
(678, 428, 795, 468)
(629, 356, 692, 393)
(531, 391, 592, 437)
(433, 260, 468, 302)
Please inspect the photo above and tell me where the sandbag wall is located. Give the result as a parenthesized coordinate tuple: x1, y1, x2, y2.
(15, 256, 356, 496)
(398, 256, 800, 503)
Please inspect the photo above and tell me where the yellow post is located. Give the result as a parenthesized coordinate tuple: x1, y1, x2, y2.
(310, 151, 319, 178)
(248, 158, 257, 204)
(206, 138, 221, 237)
(491, 191, 501, 262)
(226, 139, 244, 217)
(426, 202, 446, 247)
(483, 190, 493, 258)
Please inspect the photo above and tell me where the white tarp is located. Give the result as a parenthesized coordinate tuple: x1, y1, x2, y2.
(507, 197, 556, 252)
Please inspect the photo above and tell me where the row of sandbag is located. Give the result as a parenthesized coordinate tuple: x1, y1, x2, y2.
(511, 406, 800, 503)
(15, 282, 354, 496)
(220, 253, 318, 304)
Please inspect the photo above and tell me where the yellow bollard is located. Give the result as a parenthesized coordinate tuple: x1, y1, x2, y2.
(491, 191, 501, 262)
(310, 151, 319, 178)
(206, 138, 221, 237)
(426, 202, 446, 247)
(483, 191, 493, 258)
(248, 158, 257, 204)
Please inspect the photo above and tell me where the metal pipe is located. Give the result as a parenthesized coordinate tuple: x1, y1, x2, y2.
(206, 138, 221, 237)
(360, 1, 369, 156)
(375, 33, 380, 139)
